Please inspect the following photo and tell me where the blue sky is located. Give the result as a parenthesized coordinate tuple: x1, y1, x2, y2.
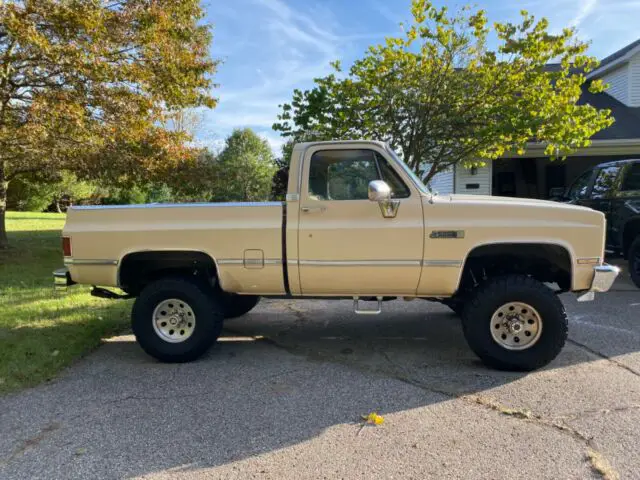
(199, 0, 640, 155)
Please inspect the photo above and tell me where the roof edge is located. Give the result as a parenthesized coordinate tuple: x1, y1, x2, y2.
(504, 139, 640, 158)
(587, 43, 640, 79)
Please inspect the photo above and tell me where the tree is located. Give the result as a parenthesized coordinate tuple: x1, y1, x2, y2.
(0, 0, 218, 247)
(8, 171, 96, 211)
(212, 129, 276, 202)
(271, 140, 295, 201)
(273, 0, 613, 186)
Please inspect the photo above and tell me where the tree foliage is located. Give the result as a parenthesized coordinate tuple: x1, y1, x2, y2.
(8, 171, 95, 211)
(273, 0, 613, 188)
(0, 0, 218, 246)
(212, 128, 276, 202)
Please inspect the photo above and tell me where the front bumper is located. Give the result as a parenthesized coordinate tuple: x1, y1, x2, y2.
(591, 264, 620, 292)
(53, 267, 76, 289)
(577, 263, 620, 301)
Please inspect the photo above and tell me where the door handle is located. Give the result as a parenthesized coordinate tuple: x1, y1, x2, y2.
(301, 206, 327, 213)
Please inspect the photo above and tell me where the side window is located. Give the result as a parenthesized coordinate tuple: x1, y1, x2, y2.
(376, 153, 410, 198)
(591, 166, 621, 199)
(308, 149, 410, 200)
(621, 163, 640, 192)
(567, 170, 593, 200)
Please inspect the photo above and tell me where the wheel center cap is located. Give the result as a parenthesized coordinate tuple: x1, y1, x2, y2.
(508, 320, 523, 334)
(169, 316, 179, 326)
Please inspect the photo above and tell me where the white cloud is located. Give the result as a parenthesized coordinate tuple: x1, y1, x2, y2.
(198, 0, 350, 154)
(371, 0, 402, 24)
(569, 0, 598, 28)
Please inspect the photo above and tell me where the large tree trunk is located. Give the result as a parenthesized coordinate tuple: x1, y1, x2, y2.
(0, 165, 8, 249)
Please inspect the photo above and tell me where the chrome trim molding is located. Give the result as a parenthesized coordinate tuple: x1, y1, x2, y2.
(223, 258, 461, 268)
(422, 260, 463, 267)
(218, 258, 282, 266)
(217, 259, 244, 265)
(298, 260, 422, 266)
(72, 202, 282, 211)
(64, 258, 118, 266)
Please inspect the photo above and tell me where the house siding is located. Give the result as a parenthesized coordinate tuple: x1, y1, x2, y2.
(602, 64, 629, 104)
(629, 52, 640, 107)
(455, 163, 492, 195)
(426, 166, 454, 195)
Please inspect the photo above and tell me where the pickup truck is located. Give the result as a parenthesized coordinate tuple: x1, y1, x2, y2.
(554, 158, 640, 288)
(54, 140, 620, 371)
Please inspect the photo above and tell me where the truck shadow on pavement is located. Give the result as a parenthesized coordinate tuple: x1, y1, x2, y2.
(2, 293, 640, 479)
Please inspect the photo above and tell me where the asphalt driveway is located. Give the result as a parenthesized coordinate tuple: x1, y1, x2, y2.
(1, 266, 639, 479)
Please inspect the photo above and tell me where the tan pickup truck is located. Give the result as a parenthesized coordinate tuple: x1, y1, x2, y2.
(54, 140, 620, 371)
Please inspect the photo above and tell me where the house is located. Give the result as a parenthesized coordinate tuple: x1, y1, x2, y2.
(428, 39, 640, 198)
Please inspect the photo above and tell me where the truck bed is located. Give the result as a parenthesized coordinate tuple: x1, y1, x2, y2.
(63, 202, 286, 294)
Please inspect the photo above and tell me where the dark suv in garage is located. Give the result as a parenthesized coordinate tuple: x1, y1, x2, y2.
(558, 159, 640, 287)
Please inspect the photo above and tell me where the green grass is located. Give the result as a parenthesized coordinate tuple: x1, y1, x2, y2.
(0, 211, 131, 394)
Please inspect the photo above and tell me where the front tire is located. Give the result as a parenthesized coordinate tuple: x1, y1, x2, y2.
(132, 277, 224, 363)
(461, 275, 567, 371)
(628, 236, 640, 288)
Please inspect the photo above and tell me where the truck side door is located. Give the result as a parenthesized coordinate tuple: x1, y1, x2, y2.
(296, 145, 424, 295)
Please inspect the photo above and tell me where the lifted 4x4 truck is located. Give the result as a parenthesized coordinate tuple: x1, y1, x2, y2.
(54, 141, 620, 371)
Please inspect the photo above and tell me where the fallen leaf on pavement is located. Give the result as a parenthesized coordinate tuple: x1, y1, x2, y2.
(361, 412, 384, 425)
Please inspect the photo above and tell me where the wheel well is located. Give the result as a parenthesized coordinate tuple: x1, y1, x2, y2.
(118, 251, 217, 296)
(623, 219, 640, 257)
(459, 243, 572, 293)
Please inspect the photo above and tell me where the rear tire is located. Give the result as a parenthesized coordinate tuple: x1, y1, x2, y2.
(132, 277, 223, 363)
(461, 275, 567, 371)
(628, 236, 640, 288)
(220, 293, 260, 319)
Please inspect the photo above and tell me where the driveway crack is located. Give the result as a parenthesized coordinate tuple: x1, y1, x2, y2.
(1, 422, 60, 467)
(567, 338, 640, 378)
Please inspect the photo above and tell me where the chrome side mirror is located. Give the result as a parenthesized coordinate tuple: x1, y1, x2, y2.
(368, 180, 399, 218)
(368, 180, 391, 202)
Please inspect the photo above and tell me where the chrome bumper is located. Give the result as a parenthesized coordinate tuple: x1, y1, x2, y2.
(577, 264, 620, 302)
(53, 267, 75, 289)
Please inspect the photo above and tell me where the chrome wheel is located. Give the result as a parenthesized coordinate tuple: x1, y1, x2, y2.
(152, 298, 196, 343)
(490, 302, 542, 351)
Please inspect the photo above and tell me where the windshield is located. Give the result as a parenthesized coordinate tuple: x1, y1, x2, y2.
(384, 145, 429, 195)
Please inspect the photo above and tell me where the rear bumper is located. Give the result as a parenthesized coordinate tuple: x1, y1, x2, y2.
(577, 264, 620, 301)
(53, 267, 76, 289)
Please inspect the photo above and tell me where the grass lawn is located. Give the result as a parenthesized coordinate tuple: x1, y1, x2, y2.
(0, 211, 131, 394)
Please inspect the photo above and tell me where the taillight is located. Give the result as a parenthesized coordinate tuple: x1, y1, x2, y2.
(62, 237, 72, 257)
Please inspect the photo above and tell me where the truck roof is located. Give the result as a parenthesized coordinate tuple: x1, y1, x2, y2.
(293, 139, 388, 149)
